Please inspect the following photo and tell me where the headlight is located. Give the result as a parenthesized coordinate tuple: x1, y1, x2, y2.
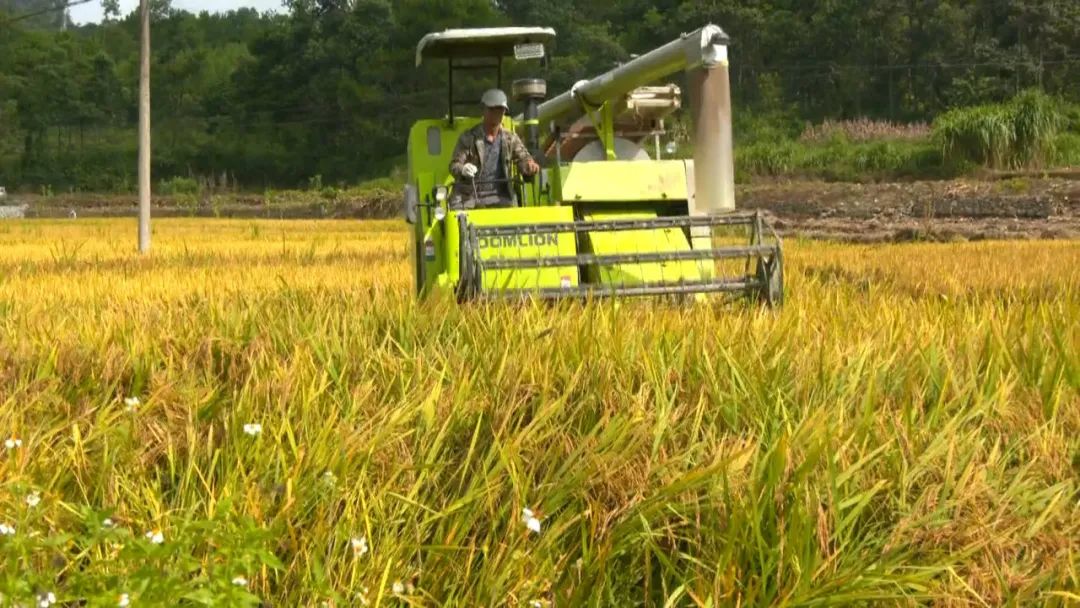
(434, 186, 448, 202)
(433, 206, 447, 221)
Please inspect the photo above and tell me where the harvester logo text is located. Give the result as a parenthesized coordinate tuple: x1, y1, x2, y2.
(478, 234, 558, 249)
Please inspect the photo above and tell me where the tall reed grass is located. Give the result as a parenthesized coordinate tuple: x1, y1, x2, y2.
(0, 220, 1077, 606)
(933, 90, 1068, 170)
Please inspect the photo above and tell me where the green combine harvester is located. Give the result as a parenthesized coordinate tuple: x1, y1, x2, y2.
(403, 24, 783, 304)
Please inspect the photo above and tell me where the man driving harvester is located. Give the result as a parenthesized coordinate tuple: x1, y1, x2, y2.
(448, 88, 540, 209)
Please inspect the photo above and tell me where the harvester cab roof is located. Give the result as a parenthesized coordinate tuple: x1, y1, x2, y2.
(415, 27, 555, 121)
(414, 27, 555, 65)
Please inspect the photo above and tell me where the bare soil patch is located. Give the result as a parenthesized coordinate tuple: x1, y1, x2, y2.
(739, 177, 1080, 242)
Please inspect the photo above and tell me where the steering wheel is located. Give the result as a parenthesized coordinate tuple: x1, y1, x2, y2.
(451, 177, 528, 205)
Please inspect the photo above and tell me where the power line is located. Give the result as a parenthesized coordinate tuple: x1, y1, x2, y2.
(1, 0, 94, 25)
(742, 58, 1080, 74)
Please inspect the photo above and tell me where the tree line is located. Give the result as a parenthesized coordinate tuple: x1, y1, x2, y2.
(0, 0, 1077, 191)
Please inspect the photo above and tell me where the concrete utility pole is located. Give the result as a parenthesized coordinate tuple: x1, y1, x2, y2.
(137, 0, 151, 253)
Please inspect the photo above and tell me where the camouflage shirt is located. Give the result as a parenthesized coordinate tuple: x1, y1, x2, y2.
(448, 124, 534, 206)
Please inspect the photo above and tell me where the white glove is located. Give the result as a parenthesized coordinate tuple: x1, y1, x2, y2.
(461, 163, 478, 178)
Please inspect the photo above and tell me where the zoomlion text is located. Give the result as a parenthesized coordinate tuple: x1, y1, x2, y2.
(477, 234, 559, 248)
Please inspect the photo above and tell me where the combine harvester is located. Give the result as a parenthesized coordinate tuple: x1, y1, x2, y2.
(404, 24, 783, 304)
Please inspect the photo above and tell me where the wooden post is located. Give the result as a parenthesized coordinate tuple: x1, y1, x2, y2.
(138, 0, 151, 253)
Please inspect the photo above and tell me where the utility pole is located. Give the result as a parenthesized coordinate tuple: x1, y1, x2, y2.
(137, 0, 151, 253)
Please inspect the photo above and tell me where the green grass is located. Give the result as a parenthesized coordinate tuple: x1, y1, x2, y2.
(0, 220, 1077, 606)
(735, 137, 956, 182)
(1051, 132, 1080, 167)
(933, 90, 1070, 170)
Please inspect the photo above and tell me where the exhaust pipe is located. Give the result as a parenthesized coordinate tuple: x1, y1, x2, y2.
(513, 78, 547, 158)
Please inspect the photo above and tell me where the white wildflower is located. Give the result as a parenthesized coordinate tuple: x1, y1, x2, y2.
(530, 601, 544, 608)
(102, 518, 115, 528)
(350, 536, 368, 557)
(36, 592, 56, 607)
(321, 471, 337, 487)
(0, 522, 14, 536)
(4, 437, 22, 449)
(124, 397, 140, 411)
(391, 581, 405, 595)
(522, 508, 541, 534)
(355, 586, 370, 606)
(26, 491, 41, 508)
(117, 593, 130, 607)
(145, 529, 164, 544)
(231, 576, 248, 587)
(243, 423, 262, 436)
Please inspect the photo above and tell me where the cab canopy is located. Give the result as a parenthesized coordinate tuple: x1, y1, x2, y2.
(415, 27, 556, 67)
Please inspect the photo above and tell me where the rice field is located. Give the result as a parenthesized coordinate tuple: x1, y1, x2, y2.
(0, 219, 1077, 607)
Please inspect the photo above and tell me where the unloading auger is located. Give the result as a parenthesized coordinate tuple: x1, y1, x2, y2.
(403, 25, 783, 305)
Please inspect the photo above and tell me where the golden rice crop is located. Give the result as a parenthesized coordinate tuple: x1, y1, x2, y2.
(0, 219, 1077, 606)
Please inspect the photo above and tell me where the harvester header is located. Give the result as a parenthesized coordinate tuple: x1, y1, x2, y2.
(403, 24, 783, 305)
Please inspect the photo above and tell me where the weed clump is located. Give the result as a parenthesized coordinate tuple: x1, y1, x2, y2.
(933, 89, 1068, 169)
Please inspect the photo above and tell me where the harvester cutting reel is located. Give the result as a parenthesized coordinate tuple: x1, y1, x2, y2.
(453, 207, 784, 306)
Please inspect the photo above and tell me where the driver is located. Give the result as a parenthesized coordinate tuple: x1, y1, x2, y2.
(448, 89, 540, 209)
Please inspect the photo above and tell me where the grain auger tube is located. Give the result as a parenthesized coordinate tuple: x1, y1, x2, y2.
(403, 25, 784, 306)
